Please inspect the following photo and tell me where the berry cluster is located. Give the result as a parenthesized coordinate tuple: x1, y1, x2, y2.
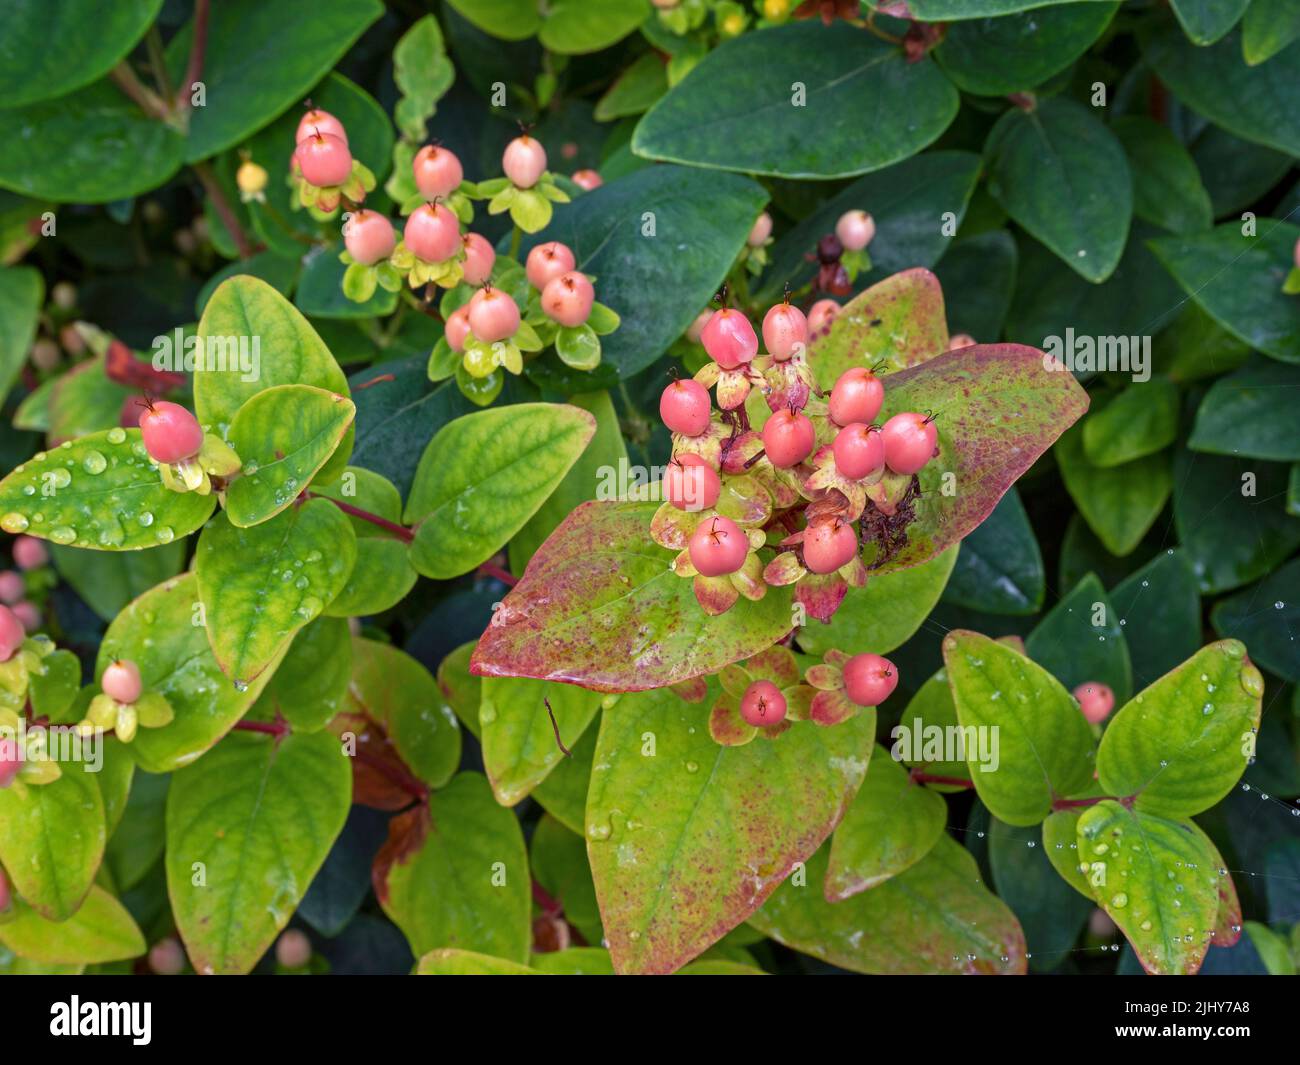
(290, 106, 376, 215)
(653, 288, 940, 620)
(0, 619, 68, 790)
(75, 657, 174, 743)
(139, 398, 241, 496)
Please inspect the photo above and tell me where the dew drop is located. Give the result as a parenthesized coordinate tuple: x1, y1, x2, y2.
(155, 526, 175, 544)
(1, 513, 29, 533)
(82, 450, 107, 475)
(106, 427, 127, 444)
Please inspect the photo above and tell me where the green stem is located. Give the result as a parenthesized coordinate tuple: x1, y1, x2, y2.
(509, 224, 522, 262)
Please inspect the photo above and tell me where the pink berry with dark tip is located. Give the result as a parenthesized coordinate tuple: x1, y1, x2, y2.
(828, 367, 884, 427)
(881, 412, 938, 475)
(0, 572, 22, 606)
(445, 305, 472, 353)
(663, 453, 720, 512)
(541, 272, 595, 327)
(296, 131, 352, 187)
(461, 232, 496, 286)
(740, 680, 787, 727)
(525, 242, 575, 290)
(762, 302, 808, 361)
(503, 135, 547, 189)
(660, 379, 712, 437)
(0, 604, 24, 663)
(807, 299, 840, 335)
(1073, 682, 1115, 724)
(139, 400, 204, 464)
(832, 422, 885, 480)
(835, 210, 875, 252)
(412, 145, 464, 200)
(700, 308, 758, 370)
(343, 210, 395, 266)
(404, 202, 461, 263)
(843, 653, 898, 706)
(467, 286, 520, 343)
(10, 602, 38, 633)
(802, 519, 858, 574)
(762, 409, 816, 468)
(102, 659, 143, 704)
(12, 537, 46, 572)
(296, 108, 347, 146)
(688, 515, 748, 577)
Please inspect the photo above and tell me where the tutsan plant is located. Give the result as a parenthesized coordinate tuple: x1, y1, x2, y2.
(0, 0, 1295, 986)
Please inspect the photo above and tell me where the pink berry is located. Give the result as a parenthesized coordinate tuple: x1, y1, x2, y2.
(541, 271, 595, 327)
(150, 937, 187, 975)
(0, 604, 23, 663)
(688, 515, 748, 577)
(807, 299, 840, 336)
(761, 409, 816, 468)
(461, 232, 496, 286)
(747, 212, 773, 247)
(0, 866, 10, 910)
(803, 519, 858, 574)
(502, 135, 547, 189)
(404, 202, 461, 263)
(140, 400, 204, 464)
(828, 367, 884, 427)
(880, 412, 938, 475)
(948, 333, 976, 350)
(412, 145, 464, 200)
(1294, 235, 1300, 270)
(843, 653, 898, 706)
(525, 242, 576, 290)
(835, 210, 875, 252)
(572, 169, 603, 191)
(1073, 682, 1115, 724)
(296, 108, 347, 146)
(0, 572, 23, 605)
(740, 680, 787, 727)
(832, 423, 885, 480)
(660, 379, 712, 437)
(467, 287, 521, 343)
(343, 210, 396, 266)
(276, 929, 313, 968)
(12, 536, 47, 572)
(10, 602, 39, 633)
(445, 305, 472, 353)
(663, 454, 720, 512)
(761, 302, 808, 361)
(296, 131, 352, 187)
(102, 659, 143, 704)
(700, 308, 758, 370)
(685, 309, 712, 344)
(0, 738, 20, 789)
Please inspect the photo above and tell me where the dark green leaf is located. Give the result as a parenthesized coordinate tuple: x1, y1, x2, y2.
(1170, 0, 1250, 46)
(1110, 550, 1202, 691)
(1056, 422, 1171, 557)
(1211, 558, 1300, 682)
(1082, 380, 1180, 468)
(933, 230, 1018, 342)
(1241, 0, 1300, 64)
(1025, 572, 1132, 703)
(942, 487, 1044, 615)
(0, 266, 43, 406)
(1190, 356, 1300, 461)
(1112, 116, 1213, 235)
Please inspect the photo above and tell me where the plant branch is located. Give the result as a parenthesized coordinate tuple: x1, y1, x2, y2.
(178, 0, 210, 114)
(109, 62, 171, 121)
(306, 492, 415, 543)
(145, 26, 174, 100)
(353, 748, 429, 801)
(233, 718, 289, 738)
(191, 160, 257, 259)
(910, 769, 974, 789)
(544, 697, 571, 757)
(477, 562, 517, 586)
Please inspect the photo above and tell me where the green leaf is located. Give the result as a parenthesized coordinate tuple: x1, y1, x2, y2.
(517, 164, 767, 376)
(446, 0, 541, 40)
(1211, 559, 1300, 682)
(0, 887, 144, 965)
(166, 729, 351, 974)
(943, 630, 1095, 825)
(480, 676, 603, 806)
(166, 0, 383, 163)
(539, 0, 648, 54)
(346, 637, 461, 789)
(633, 22, 957, 179)
(1143, 24, 1300, 156)
(595, 52, 668, 121)
(405, 403, 596, 580)
(895, 666, 970, 788)
(0, 265, 43, 407)
(1082, 381, 1179, 468)
(1171, 0, 1250, 45)
(554, 323, 601, 370)
(0, 80, 184, 203)
(1025, 572, 1132, 704)
(471, 500, 792, 692)
(1075, 801, 1220, 974)
(1192, 123, 1293, 217)
(530, 814, 602, 945)
(796, 544, 958, 658)
(32, 356, 133, 445)
(196, 253, 300, 317)
(1097, 641, 1262, 816)
(1111, 550, 1202, 691)
(1241, 0, 1300, 64)
(1149, 221, 1300, 364)
(97, 574, 277, 772)
(934, 230, 1019, 342)
(195, 275, 351, 436)
(1055, 422, 1171, 557)
(825, 747, 946, 901)
(935, 3, 1119, 95)
(377, 772, 530, 961)
(1112, 116, 1212, 236)
(51, 540, 187, 622)
(1153, 303, 1252, 383)
(985, 97, 1131, 282)
(903, 0, 1116, 15)
(941, 488, 1044, 615)
(259, 617, 352, 733)
(0, 762, 105, 920)
(587, 684, 876, 974)
(104, 770, 169, 892)
(27, 649, 81, 723)
(224, 384, 356, 527)
(416, 948, 535, 975)
(750, 836, 1025, 974)
(1190, 356, 1300, 461)
(1042, 806, 1095, 900)
(392, 15, 455, 143)
(0, 0, 161, 108)
(0, 428, 215, 550)
(195, 502, 356, 688)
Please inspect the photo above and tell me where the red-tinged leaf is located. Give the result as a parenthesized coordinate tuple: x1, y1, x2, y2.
(471, 500, 794, 692)
(708, 693, 756, 746)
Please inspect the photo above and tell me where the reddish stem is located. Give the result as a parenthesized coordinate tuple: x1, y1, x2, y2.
(477, 562, 517, 587)
(233, 718, 288, 738)
(353, 748, 429, 802)
(179, 0, 210, 114)
(307, 492, 415, 543)
(910, 769, 974, 789)
(355, 373, 395, 391)
(192, 160, 257, 259)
